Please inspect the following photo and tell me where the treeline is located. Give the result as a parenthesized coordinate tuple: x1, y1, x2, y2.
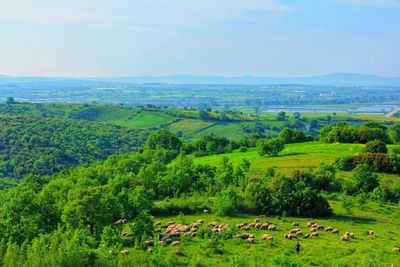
(0, 115, 149, 178)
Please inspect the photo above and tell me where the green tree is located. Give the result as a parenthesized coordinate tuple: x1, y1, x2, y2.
(62, 186, 121, 236)
(352, 164, 379, 194)
(362, 140, 388, 154)
(214, 186, 239, 216)
(276, 111, 286, 121)
(389, 123, 400, 143)
(129, 186, 154, 215)
(131, 210, 154, 244)
(257, 138, 285, 157)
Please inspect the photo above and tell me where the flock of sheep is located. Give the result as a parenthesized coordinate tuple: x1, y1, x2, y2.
(118, 217, 400, 258)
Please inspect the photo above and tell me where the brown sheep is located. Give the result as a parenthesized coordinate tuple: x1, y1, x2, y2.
(317, 225, 324, 230)
(191, 232, 197, 237)
(290, 229, 301, 234)
(268, 224, 276, 231)
(249, 234, 255, 239)
(247, 237, 255, 243)
(196, 219, 204, 224)
(324, 227, 333, 232)
(306, 221, 316, 227)
(367, 230, 374, 236)
(331, 229, 339, 234)
(302, 234, 310, 239)
(254, 218, 260, 223)
(236, 223, 245, 229)
(255, 223, 262, 229)
(341, 235, 350, 241)
(310, 232, 319, 237)
(262, 234, 273, 240)
(120, 249, 129, 255)
(249, 223, 256, 228)
(260, 223, 269, 230)
(309, 228, 317, 233)
(392, 247, 400, 252)
(295, 231, 303, 237)
(155, 221, 161, 226)
(292, 222, 300, 227)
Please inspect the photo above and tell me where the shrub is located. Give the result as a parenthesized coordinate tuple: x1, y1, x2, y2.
(257, 138, 285, 157)
(335, 156, 356, 171)
(351, 164, 379, 194)
(362, 140, 388, 154)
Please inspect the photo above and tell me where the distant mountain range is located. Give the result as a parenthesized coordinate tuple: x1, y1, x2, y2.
(1, 73, 400, 86)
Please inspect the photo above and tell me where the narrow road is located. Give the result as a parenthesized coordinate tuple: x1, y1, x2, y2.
(385, 107, 400, 117)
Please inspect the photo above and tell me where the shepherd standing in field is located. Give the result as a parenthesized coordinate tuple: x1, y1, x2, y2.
(295, 242, 301, 255)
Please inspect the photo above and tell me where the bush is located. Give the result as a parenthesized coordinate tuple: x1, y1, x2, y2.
(351, 164, 379, 194)
(214, 186, 240, 216)
(362, 140, 388, 154)
(239, 146, 247, 152)
(335, 156, 356, 171)
(257, 138, 285, 157)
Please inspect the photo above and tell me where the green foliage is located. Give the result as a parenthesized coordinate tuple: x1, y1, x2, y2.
(100, 225, 122, 249)
(146, 129, 182, 151)
(214, 186, 239, 216)
(362, 140, 388, 154)
(0, 115, 148, 179)
(388, 123, 400, 143)
(131, 211, 154, 244)
(279, 128, 308, 144)
(351, 164, 379, 194)
(257, 138, 285, 157)
(275, 111, 286, 121)
(129, 186, 154, 216)
(62, 186, 122, 236)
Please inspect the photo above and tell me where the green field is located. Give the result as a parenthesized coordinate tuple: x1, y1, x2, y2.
(143, 199, 400, 266)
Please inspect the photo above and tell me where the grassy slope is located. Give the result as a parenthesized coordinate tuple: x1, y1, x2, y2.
(144, 141, 400, 266)
(148, 200, 400, 266)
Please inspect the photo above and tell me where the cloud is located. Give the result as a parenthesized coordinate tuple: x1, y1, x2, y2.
(0, 0, 109, 24)
(338, 0, 399, 7)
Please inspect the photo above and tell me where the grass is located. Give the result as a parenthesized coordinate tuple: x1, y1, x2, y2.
(167, 119, 214, 135)
(139, 197, 400, 267)
(191, 122, 249, 140)
(353, 115, 400, 122)
(96, 110, 177, 129)
(194, 142, 363, 176)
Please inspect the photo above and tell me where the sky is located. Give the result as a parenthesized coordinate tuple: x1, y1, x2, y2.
(0, 0, 399, 77)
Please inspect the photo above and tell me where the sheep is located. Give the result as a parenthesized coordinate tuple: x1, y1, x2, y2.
(341, 236, 350, 242)
(292, 222, 300, 227)
(268, 224, 276, 231)
(295, 231, 304, 237)
(310, 232, 319, 237)
(302, 234, 310, 239)
(306, 221, 316, 227)
(115, 219, 127, 225)
(309, 228, 317, 233)
(392, 247, 400, 252)
(260, 223, 269, 230)
(196, 219, 204, 224)
(120, 249, 129, 255)
(290, 229, 301, 234)
(254, 218, 260, 223)
(171, 241, 180, 246)
(247, 237, 255, 243)
(317, 225, 324, 230)
(367, 230, 374, 236)
(145, 240, 154, 246)
(262, 234, 273, 240)
(203, 209, 210, 214)
(155, 221, 161, 226)
(324, 227, 333, 232)
(255, 223, 262, 229)
(331, 229, 339, 234)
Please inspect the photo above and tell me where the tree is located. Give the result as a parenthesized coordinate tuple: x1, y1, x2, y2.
(293, 112, 301, 119)
(276, 111, 286, 121)
(146, 129, 182, 151)
(362, 140, 388, 154)
(352, 164, 379, 194)
(389, 123, 400, 143)
(214, 186, 239, 216)
(62, 186, 121, 236)
(257, 138, 285, 157)
(131, 210, 154, 244)
(129, 186, 154, 216)
(5, 97, 15, 104)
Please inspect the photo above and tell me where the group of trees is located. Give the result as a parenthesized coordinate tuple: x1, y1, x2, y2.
(320, 122, 397, 144)
(0, 115, 149, 178)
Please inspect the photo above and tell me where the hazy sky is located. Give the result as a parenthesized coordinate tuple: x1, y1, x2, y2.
(0, 0, 399, 77)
